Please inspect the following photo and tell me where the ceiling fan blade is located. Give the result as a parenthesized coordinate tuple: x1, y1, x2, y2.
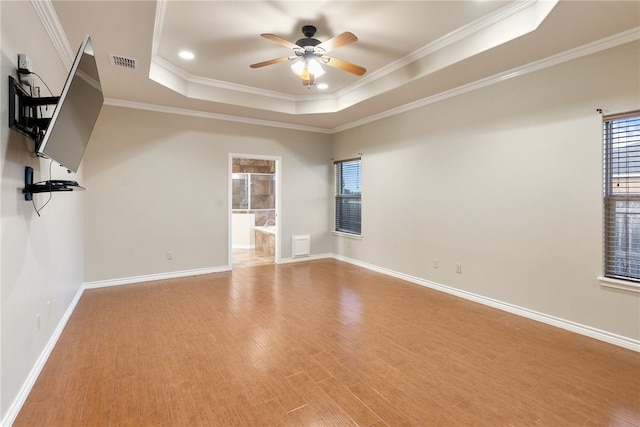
(324, 56, 366, 76)
(250, 57, 291, 69)
(261, 33, 300, 50)
(317, 32, 357, 53)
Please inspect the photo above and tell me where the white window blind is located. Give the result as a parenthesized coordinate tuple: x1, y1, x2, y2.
(603, 111, 640, 282)
(334, 158, 362, 235)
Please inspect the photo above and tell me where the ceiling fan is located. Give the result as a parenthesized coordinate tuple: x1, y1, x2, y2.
(250, 25, 366, 87)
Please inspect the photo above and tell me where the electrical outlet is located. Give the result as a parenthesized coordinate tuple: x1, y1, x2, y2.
(456, 263, 462, 274)
(433, 258, 439, 269)
(36, 313, 41, 331)
(47, 301, 52, 316)
(18, 53, 33, 86)
(167, 251, 174, 260)
(18, 53, 31, 73)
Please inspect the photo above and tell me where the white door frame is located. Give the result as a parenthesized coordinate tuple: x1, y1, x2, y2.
(228, 153, 282, 268)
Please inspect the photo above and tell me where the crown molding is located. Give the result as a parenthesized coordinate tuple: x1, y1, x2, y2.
(151, 55, 299, 102)
(33, 0, 639, 135)
(148, 0, 539, 109)
(333, 27, 640, 133)
(31, 0, 73, 69)
(149, 0, 557, 116)
(103, 98, 332, 134)
(149, 0, 334, 105)
(109, 28, 639, 135)
(353, 0, 537, 90)
(152, 0, 167, 56)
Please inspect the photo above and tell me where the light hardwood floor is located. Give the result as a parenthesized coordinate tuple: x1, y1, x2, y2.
(13, 259, 640, 426)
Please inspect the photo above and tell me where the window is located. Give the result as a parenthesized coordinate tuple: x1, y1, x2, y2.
(334, 158, 362, 235)
(603, 111, 640, 283)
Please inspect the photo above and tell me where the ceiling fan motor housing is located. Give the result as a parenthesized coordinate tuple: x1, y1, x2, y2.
(296, 25, 321, 47)
(302, 25, 316, 37)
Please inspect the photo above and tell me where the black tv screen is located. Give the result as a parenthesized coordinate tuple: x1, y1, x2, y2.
(36, 35, 103, 173)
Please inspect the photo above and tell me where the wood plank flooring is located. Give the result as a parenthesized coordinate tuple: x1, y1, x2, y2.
(13, 259, 640, 426)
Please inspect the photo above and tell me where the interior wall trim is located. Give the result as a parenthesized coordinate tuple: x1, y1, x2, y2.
(278, 253, 333, 264)
(332, 254, 640, 353)
(332, 27, 640, 133)
(30, 0, 73, 68)
(83, 266, 230, 289)
(83, 256, 334, 291)
(102, 99, 332, 135)
(33, 0, 639, 134)
(104, 28, 639, 135)
(0, 286, 85, 427)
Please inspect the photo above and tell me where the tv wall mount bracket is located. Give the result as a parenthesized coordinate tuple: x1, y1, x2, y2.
(8, 75, 59, 148)
(9, 76, 85, 200)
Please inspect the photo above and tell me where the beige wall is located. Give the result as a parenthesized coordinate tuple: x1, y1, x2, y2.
(83, 106, 333, 282)
(332, 41, 640, 340)
(1, 1, 85, 421)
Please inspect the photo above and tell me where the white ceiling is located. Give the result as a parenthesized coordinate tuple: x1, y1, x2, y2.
(49, 0, 639, 133)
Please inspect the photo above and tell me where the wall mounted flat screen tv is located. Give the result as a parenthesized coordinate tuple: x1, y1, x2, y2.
(36, 35, 103, 173)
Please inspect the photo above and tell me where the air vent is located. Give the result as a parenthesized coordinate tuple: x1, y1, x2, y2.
(109, 54, 136, 70)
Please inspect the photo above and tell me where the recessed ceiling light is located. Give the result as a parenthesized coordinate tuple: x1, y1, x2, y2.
(179, 50, 195, 60)
(317, 83, 328, 90)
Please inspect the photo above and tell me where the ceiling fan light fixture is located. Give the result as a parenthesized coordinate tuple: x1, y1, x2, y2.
(252, 26, 366, 84)
(308, 59, 325, 77)
(290, 58, 325, 80)
(291, 60, 306, 77)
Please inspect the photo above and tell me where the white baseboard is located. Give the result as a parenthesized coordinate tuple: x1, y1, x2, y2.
(232, 244, 255, 250)
(83, 266, 230, 289)
(278, 253, 333, 264)
(1, 286, 85, 427)
(333, 254, 640, 352)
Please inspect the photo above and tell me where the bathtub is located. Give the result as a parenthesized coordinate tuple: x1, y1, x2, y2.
(254, 225, 276, 234)
(255, 225, 276, 256)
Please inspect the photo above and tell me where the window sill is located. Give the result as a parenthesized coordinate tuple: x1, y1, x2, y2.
(597, 276, 640, 293)
(332, 231, 362, 240)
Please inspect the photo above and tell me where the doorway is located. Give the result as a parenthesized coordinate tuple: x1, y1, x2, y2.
(229, 154, 280, 268)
